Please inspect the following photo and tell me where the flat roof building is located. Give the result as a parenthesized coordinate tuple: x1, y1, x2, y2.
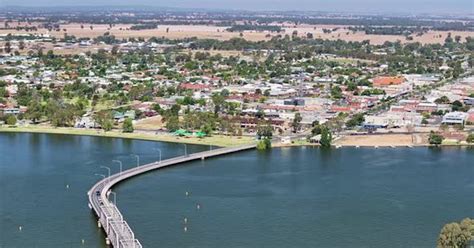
(442, 112, 468, 125)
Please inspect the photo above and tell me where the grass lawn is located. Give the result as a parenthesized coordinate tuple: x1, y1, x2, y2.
(0, 126, 255, 147)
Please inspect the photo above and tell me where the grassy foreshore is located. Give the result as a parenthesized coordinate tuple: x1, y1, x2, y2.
(0, 126, 256, 147)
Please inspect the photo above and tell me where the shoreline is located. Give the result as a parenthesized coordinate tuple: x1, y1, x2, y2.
(1, 126, 472, 148)
(0, 126, 255, 147)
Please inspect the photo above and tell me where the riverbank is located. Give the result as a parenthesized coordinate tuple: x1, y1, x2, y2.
(0, 126, 255, 147)
(334, 133, 425, 147)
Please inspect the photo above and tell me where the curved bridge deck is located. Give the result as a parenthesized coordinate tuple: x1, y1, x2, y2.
(88, 144, 256, 248)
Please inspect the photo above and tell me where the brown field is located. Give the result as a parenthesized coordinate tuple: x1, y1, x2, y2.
(134, 116, 165, 130)
(2, 22, 473, 45)
(335, 133, 427, 147)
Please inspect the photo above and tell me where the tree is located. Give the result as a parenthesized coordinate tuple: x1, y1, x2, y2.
(19, 41, 25, 50)
(6, 115, 17, 126)
(346, 113, 365, 128)
(331, 85, 343, 99)
(94, 111, 114, 132)
(26, 98, 43, 123)
(152, 103, 161, 113)
(201, 124, 213, 137)
(122, 118, 134, 133)
(429, 131, 444, 145)
(211, 93, 226, 114)
(4, 42, 11, 53)
(256, 138, 272, 150)
(320, 126, 332, 148)
(451, 100, 464, 111)
(435, 96, 450, 104)
(311, 124, 323, 136)
(437, 218, 473, 248)
(346, 82, 357, 91)
(291, 112, 302, 133)
(466, 133, 474, 143)
(165, 115, 180, 132)
(257, 122, 273, 139)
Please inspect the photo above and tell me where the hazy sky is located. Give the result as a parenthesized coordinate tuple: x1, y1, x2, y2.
(2, 0, 473, 14)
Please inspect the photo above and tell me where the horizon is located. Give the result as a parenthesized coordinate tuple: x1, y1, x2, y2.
(1, 0, 473, 15)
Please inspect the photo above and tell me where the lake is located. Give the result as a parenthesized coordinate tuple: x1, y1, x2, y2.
(1, 133, 473, 247)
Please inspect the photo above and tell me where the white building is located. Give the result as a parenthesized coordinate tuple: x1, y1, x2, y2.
(442, 112, 468, 125)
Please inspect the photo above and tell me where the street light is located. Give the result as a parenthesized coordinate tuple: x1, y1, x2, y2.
(109, 191, 117, 206)
(100, 166, 111, 178)
(112, 160, 122, 175)
(153, 148, 162, 163)
(95, 173, 106, 180)
(131, 154, 140, 167)
(184, 144, 187, 157)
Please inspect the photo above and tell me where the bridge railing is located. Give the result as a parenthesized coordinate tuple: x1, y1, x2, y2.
(89, 144, 255, 248)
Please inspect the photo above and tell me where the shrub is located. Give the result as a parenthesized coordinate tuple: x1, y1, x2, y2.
(428, 131, 443, 145)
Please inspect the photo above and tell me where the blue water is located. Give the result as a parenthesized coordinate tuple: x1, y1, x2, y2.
(1, 133, 473, 247)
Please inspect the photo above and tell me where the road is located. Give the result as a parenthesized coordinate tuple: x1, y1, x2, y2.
(88, 144, 256, 248)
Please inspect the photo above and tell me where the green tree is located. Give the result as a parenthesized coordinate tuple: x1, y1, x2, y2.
(466, 133, 474, 143)
(291, 112, 302, 133)
(320, 126, 332, 148)
(26, 99, 43, 123)
(201, 124, 213, 136)
(122, 118, 134, 133)
(435, 96, 450, 104)
(331, 85, 343, 99)
(346, 113, 365, 128)
(311, 124, 323, 136)
(256, 138, 272, 150)
(6, 115, 17, 126)
(451, 100, 464, 111)
(152, 103, 161, 113)
(429, 131, 444, 145)
(165, 115, 180, 132)
(211, 93, 226, 114)
(94, 111, 114, 132)
(257, 122, 273, 139)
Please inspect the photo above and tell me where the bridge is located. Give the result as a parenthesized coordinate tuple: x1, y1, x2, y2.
(88, 144, 256, 248)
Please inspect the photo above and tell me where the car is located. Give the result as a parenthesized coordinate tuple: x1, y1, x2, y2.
(96, 191, 100, 196)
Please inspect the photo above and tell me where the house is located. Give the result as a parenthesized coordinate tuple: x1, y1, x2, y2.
(463, 97, 474, 105)
(2, 108, 20, 115)
(442, 112, 468, 125)
(416, 102, 438, 113)
(124, 110, 136, 120)
(75, 116, 98, 129)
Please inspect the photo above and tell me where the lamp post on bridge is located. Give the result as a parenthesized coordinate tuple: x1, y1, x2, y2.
(153, 148, 162, 164)
(131, 154, 140, 167)
(112, 160, 123, 176)
(184, 144, 188, 157)
(109, 191, 117, 206)
(95, 173, 106, 180)
(100, 166, 111, 183)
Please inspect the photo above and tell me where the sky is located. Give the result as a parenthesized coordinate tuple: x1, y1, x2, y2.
(1, 0, 473, 14)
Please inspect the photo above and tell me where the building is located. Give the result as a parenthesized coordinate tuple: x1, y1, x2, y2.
(463, 97, 474, 105)
(2, 108, 20, 115)
(442, 112, 468, 125)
